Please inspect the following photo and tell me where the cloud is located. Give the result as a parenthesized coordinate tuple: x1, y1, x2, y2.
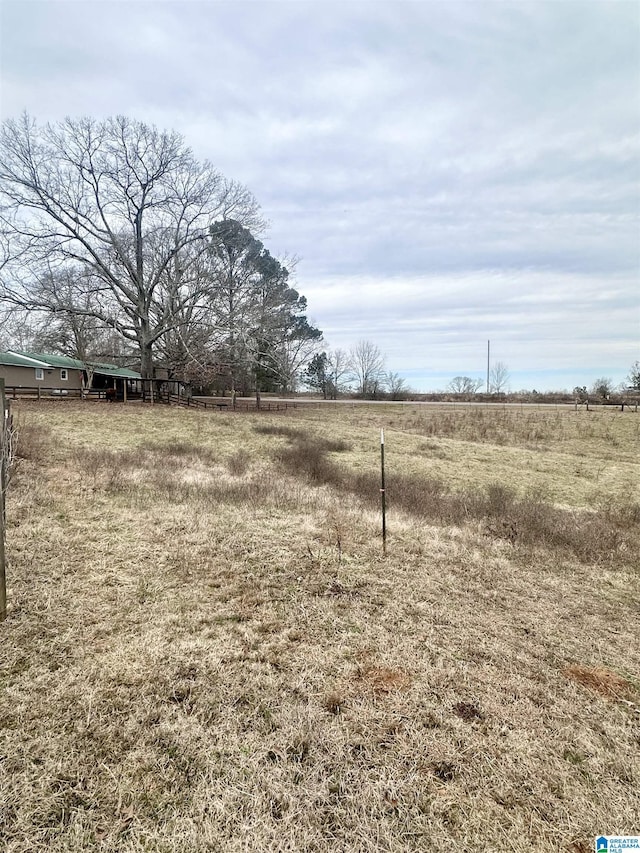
(1, 0, 638, 390)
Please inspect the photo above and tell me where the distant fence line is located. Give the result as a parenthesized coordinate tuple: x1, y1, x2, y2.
(1, 385, 638, 413)
(172, 395, 302, 413)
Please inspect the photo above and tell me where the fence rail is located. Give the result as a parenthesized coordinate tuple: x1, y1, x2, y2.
(169, 394, 300, 412)
(0, 386, 139, 401)
(2, 386, 303, 411)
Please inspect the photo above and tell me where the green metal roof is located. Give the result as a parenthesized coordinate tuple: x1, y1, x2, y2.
(36, 352, 86, 369)
(90, 362, 141, 379)
(11, 351, 85, 369)
(1, 351, 141, 380)
(0, 351, 52, 368)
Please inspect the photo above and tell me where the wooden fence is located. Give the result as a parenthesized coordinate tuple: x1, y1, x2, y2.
(1, 386, 303, 411)
(173, 395, 301, 412)
(0, 386, 131, 401)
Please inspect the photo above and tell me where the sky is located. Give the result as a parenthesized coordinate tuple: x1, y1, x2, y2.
(1, 0, 639, 392)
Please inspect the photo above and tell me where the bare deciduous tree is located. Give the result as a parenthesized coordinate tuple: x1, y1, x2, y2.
(303, 348, 352, 399)
(0, 114, 260, 385)
(590, 377, 614, 399)
(448, 376, 483, 395)
(0, 304, 40, 351)
(350, 340, 385, 398)
(625, 361, 640, 391)
(489, 361, 510, 393)
(327, 348, 352, 399)
(385, 371, 410, 400)
(267, 320, 323, 394)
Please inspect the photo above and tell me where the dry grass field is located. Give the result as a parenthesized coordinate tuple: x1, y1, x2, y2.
(1, 400, 639, 852)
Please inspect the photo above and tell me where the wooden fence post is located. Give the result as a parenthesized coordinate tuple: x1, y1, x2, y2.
(0, 378, 8, 621)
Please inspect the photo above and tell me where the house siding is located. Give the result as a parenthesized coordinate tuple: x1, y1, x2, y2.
(0, 364, 85, 390)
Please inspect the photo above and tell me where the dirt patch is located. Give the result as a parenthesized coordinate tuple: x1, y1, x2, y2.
(431, 760, 459, 783)
(452, 701, 484, 722)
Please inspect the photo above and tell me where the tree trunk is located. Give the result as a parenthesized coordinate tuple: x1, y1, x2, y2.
(82, 367, 95, 399)
(140, 340, 154, 402)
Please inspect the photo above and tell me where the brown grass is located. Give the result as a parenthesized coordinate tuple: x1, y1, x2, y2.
(0, 400, 639, 852)
(563, 665, 637, 702)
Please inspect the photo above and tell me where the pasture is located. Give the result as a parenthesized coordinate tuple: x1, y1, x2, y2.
(1, 401, 638, 852)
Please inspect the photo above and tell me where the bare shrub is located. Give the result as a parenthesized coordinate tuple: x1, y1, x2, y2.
(227, 449, 250, 477)
(105, 466, 130, 494)
(484, 483, 517, 518)
(203, 477, 267, 506)
(276, 438, 338, 483)
(139, 440, 217, 464)
(253, 424, 304, 439)
(147, 466, 186, 498)
(362, 472, 449, 521)
(599, 497, 640, 529)
(75, 447, 116, 480)
(75, 441, 303, 510)
(217, 473, 305, 510)
(13, 420, 50, 462)
(386, 474, 634, 561)
(269, 429, 350, 485)
(322, 437, 352, 453)
(501, 494, 631, 561)
(1, 410, 18, 491)
(70, 447, 139, 497)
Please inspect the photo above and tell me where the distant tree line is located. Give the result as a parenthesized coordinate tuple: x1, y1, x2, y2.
(302, 340, 412, 400)
(574, 366, 640, 401)
(446, 362, 640, 401)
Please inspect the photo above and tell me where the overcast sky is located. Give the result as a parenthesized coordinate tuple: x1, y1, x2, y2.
(1, 0, 638, 391)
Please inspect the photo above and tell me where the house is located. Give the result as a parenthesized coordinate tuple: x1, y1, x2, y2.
(0, 351, 142, 398)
